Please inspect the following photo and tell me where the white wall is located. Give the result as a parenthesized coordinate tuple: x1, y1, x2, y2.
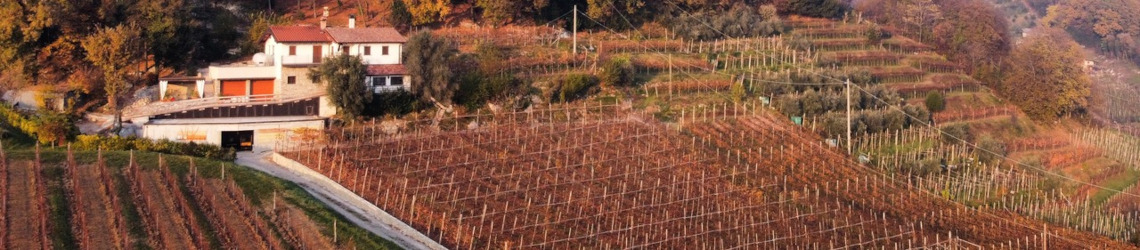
(332, 43, 402, 65)
(142, 119, 325, 153)
(267, 36, 401, 66)
(270, 40, 331, 65)
(319, 96, 337, 118)
(207, 65, 276, 80)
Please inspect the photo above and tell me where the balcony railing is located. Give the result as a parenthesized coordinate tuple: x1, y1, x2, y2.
(125, 92, 325, 119)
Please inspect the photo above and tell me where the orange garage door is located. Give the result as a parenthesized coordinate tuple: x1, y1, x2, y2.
(220, 80, 247, 96)
(251, 79, 275, 96)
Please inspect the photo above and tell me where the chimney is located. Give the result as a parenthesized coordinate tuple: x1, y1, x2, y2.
(349, 14, 356, 29)
(320, 6, 329, 29)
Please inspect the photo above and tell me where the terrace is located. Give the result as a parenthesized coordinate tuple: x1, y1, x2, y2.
(123, 91, 325, 120)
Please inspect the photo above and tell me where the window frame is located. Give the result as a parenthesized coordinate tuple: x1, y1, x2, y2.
(288, 46, 296, 56)
(364, 46, 371, 56)
(382, 46, 389, 55)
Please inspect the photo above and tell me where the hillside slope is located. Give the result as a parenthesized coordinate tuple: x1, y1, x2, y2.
(781, 16, 1140, 243)
(278, 105, 1132, 248)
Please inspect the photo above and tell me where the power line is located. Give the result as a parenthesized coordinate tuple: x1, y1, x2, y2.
(662, 0, 1140, 199)
(655, 1, 1117, 246)
(574, 0, 1140, 204)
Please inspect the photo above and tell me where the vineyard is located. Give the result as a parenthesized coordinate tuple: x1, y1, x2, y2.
(412, 11, 1140, 247)
(277, 104, 1136, 248)
(0, 145, 394, 249)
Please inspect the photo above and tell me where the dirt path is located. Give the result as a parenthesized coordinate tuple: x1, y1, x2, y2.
(4, 161, 46, 249)
(74, 164, 125, 250)
(235, 152, 446, 250)
(199, 178, 277, 250)
(136, 171, 198, 249)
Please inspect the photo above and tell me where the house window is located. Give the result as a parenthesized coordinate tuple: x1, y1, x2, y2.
(364, 46, 371, 55)
(287, 76, 296, 84)
(382, 46, 389, 55)
(341, 45, 349, 55)
(390, 76, 404, 86)
(289, 46, 296, 56)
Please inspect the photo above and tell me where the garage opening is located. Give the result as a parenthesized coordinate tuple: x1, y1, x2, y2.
(221, 130, 254, 151)
(251, 79, 275, 97)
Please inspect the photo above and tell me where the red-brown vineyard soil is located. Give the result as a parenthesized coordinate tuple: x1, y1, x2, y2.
(1, 148, 390, 249)
(286, 109, 1135, 249)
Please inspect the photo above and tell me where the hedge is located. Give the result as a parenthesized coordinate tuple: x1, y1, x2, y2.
(0, 103, 78, 145)
(74, 135, 236, 161)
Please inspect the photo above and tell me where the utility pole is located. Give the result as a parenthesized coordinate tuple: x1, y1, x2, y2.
(846, 78, 852, 154)
(573, 5, 578, 55)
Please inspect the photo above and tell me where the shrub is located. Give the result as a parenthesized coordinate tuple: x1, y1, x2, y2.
(800, 89, 824, 116)
(941, 123, 972, 145)
(977, 137, 1007, 165)
(925, 91, 946, 112)
(670, 4, 786, 41)
(0, 103, 78, 145)
(30, 110, 76, 146)
(780, 0, 847, 18)
(365, 91, 422, 117)
(73, 134, 236, 161)
(865, 23, 888, 44)
(884, 109, 906, 131)
(778, 95, 803, 116)
(454, 73, 521, 110)
(822, 113, 847, 136)
(863, 111, 885, 133)
(903, 105, 931, 126)
(730, 80, 747, 103)
(553, 74, 600, 103)
(601, 56, 634, 87)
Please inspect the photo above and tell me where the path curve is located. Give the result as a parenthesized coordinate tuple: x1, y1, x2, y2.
(235, 152, 446, 250)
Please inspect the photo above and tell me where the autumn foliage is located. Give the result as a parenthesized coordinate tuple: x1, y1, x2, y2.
(1000, 29, 1091, 121)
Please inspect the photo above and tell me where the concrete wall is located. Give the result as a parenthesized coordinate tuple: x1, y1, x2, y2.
(141, 119, 325, 152)
(319, 96, 337, 118)
(278, 67, 325, 95)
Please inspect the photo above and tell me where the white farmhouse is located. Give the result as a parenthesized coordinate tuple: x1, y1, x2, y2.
(135, 9, 408, 152)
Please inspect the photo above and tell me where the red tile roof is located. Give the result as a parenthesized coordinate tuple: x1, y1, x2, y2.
(268, 26, 332, 43)
(367, 65, 407, 76)
(326, 27, 408, 43)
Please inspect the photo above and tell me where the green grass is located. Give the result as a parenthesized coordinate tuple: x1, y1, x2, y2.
(44, 164, 78, 249)
(0, 112, 398, 249)
(3, 148, 402, 249)
(1090, 167, 1140, 205)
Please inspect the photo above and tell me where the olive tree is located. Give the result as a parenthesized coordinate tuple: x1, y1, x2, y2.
(311, 55, 370, 119)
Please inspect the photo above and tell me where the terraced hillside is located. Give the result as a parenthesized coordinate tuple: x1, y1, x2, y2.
(280, 105, 1133, 248)
(296, 11, 1140, 246)
(778, 16, 1140, 242)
